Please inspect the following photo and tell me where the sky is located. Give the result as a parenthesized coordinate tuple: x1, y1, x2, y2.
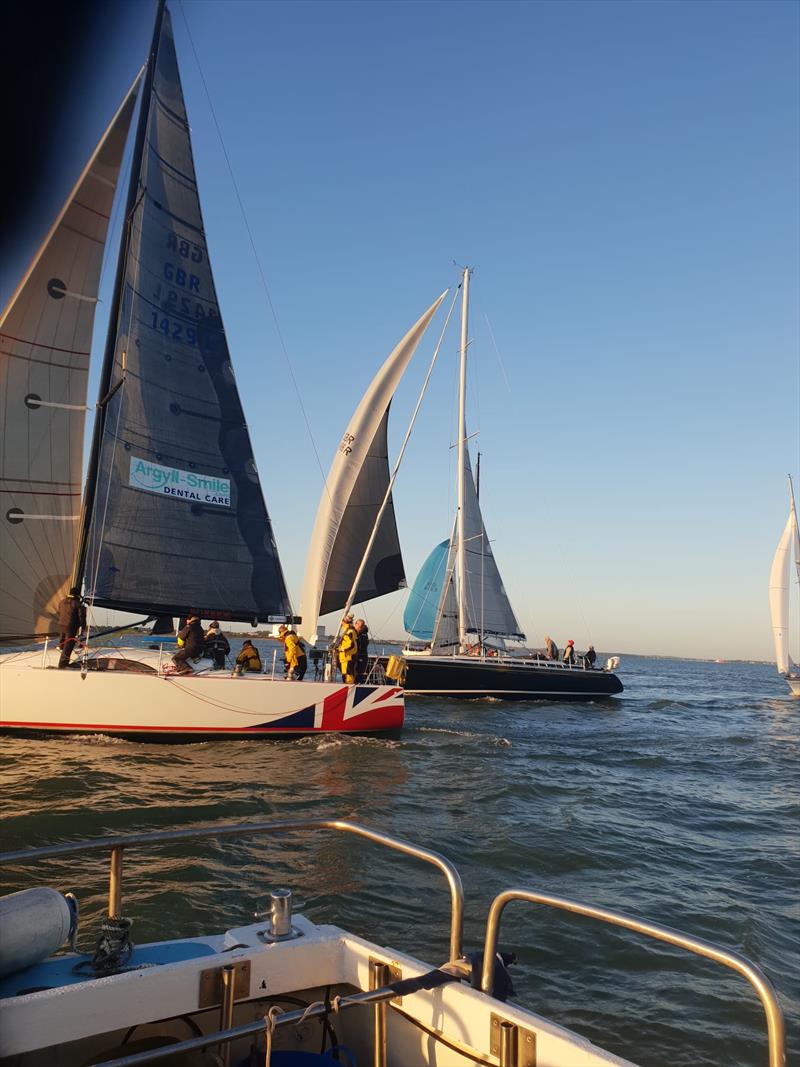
(2, 0, 798, 661)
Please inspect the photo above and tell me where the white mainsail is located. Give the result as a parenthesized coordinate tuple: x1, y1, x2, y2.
(458, 448, 525, 641)
(769, 479, 800, 675)
(0, 77, 140, 641)
(300, 293, 446, 641)
(430, 530, 460, 651)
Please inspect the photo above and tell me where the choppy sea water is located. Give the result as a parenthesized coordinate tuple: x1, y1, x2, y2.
(0, 653, 797, 1067)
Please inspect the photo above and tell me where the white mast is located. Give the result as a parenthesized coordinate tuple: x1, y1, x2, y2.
(456, 267, 471, 651)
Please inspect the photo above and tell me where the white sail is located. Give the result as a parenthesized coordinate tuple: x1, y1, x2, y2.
(430, 533, 460, 651)
(300, 293, 446, 641)
(0, 78, 140, 641)
(769, 488, 799, 675)
(458, 449, 525, 641)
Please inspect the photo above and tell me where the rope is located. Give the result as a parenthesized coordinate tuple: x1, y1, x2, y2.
(263, 1005, 282, 1067)
(177, 1, 330, 508)
(73, 916, 134, 977)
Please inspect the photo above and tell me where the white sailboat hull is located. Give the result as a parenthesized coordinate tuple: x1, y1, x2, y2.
(0, 649, 404, 739)
(785, 674, 800, 697)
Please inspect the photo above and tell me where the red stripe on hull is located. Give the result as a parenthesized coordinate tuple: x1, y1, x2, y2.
(0, 710, 404, 734)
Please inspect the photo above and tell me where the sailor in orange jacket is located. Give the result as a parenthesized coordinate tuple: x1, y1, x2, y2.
(277, 625, 307, 681)
(337, 614, 357, 684)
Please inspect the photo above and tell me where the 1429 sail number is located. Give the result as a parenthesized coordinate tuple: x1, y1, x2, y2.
(150, 313, 198, 346)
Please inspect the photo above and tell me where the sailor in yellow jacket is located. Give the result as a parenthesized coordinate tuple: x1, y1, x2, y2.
(277, 625, 307, 681)
(337, 614, 358, 684)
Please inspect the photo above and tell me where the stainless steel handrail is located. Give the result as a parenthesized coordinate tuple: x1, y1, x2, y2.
(480, 888, 786, 1067)
(0, 818, 464, 962)
(87, 977, 421, 1067)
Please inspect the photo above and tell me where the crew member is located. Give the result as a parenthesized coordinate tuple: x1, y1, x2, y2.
(563, 639, 576, 665)
(277, 625, 307, 681)
(585, 645, 597, 668)
(57, 587, 87, 669)
(235, 639, 262, 673)
(173, 615, 204, 674)
(354, 618, 369, 683)
(204, 621, 230, 670)
(337, 614, 357, 684)
(544, 635, 559, 661)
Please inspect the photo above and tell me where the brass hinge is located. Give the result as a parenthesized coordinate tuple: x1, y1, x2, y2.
(490, 1012, 536, 1067)
(198, 959, 251, 1009)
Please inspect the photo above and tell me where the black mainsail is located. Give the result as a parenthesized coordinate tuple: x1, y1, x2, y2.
(81, 7, 291, 623)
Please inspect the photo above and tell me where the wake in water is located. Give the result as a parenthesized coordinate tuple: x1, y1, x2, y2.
(418, 725, 511, 746)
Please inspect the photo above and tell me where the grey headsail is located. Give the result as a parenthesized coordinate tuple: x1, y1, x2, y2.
(84, 8, 291, 622)
(319, 407, 404, 616)
(0, 77, 139, 642)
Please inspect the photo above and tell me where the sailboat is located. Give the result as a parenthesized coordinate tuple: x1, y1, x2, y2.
(768, 476, 800, 696)
(0, 1, 403, 739)
(302, 267, 623, 699)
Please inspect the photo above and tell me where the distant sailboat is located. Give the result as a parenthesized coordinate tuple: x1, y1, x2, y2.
(768, 476, 800, 696)
(0, 0, 403, 739)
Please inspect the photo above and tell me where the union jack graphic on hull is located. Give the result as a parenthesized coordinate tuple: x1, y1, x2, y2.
(253, 685, 405, 732)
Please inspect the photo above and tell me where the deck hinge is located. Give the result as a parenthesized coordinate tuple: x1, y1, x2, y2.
(490, 1012, 536, 1067)
(198, 959, 251, 1009)
(369, 955, 403, 1003)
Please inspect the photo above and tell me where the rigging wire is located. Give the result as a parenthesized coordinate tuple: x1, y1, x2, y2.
(177, 1, 331, 503)
(482, 312, 514, 399)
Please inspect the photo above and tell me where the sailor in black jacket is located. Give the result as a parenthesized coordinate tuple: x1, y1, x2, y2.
(173, 616, 205, 674)
(57, 587, 87, 668)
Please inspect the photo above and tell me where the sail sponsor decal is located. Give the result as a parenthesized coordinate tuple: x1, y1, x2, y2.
(129, 457, 231, 506)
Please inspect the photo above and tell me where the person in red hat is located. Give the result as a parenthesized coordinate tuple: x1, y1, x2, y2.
(563, 639, 576, 665)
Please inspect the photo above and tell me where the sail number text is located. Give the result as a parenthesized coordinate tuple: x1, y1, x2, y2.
(166, 232, 203, 263)
(150, 313, 198, 345)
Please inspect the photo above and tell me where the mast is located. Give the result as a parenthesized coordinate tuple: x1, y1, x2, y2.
(70, 0, 167, 592)
(456, 266, 471, 651)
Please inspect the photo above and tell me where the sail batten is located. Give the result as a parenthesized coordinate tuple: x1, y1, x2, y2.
(83, 8, 291, 623)
(0, 77, 140, 641)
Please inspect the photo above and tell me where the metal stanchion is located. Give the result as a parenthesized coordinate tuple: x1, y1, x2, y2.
(219, 965, 236, 1067)
(370, 960, 390, 1067)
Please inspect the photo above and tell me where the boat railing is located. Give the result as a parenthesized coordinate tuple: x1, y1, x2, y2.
(407, 646, 606, 672)
(0, 818, 464, 963)
(480, 888, 786, 1067)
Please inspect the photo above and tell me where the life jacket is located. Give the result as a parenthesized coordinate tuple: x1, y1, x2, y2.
(282, 632, 306, 667)
(236, 645, 262, 672)
(338, 626, 357, 660)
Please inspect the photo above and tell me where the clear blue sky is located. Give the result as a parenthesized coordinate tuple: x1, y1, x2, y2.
(4, 0, 798, 660)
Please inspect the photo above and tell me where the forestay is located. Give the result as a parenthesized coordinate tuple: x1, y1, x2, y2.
(0, 81, 139, 642)
(300, 293, 446, 640)
(86, 10, 291, 623)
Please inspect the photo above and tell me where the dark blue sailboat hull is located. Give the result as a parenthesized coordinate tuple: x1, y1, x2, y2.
(387, 655, 623, 700)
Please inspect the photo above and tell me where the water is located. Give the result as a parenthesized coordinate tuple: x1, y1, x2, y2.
(1, 654, 797, 1067)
